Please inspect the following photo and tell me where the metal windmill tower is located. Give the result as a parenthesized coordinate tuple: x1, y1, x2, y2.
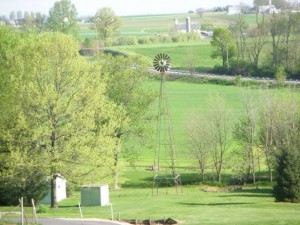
(152, 53, 182, 195)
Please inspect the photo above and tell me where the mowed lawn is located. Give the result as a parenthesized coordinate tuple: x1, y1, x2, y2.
(7, 185, 300, 225)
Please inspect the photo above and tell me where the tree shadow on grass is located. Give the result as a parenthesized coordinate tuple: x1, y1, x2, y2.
(179, 202, 253, 206)
(58, 205, 79, 208)
(219, 188, 273, 198)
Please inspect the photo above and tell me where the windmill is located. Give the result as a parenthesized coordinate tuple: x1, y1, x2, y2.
(152, 53, 182, 195)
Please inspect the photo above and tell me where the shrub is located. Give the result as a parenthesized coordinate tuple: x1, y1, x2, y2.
(138, 37, 151, 44)
(113, 36, 138, 46)
(37, 204, 50, 213)
(66, 182, 75, 197)
(158, 35, 171, 43)
(82, 38, 92, 48)
(149, 36, 159, 43)
(229, 60, 258, 77)
(171, 33, 188, 42)
(0, 171, 49, 206)
(187, 32, 201, 41)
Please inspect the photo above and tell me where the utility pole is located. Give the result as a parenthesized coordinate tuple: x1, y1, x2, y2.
(94, 24, 99, 51)
(226, 43, 229, 70)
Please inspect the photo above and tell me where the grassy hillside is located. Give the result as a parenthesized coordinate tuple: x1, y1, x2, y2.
(2, 82, 300, 225)
(120, 12, 263, 35)
(79, 12, 260, 39)
(108, 41, 220, 72)
(134, 81, 258, 168)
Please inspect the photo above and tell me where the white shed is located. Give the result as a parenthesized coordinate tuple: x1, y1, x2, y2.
(228, 6, 241, 15)
(41, 174, 67, 204)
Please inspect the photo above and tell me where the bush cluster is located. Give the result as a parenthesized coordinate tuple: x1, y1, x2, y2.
(111, 32, 201, 47)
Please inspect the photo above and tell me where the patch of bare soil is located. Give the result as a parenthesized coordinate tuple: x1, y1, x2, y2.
(124, 218, 178, 225)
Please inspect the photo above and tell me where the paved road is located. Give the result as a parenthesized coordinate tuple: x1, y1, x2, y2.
(9, 218, 129, 225)
(149, 67, 300, 84)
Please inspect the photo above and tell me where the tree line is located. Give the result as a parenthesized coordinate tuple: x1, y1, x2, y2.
(210, 8, 300, 79)
(185, 89, 300, 202)
(1, 0, 122, 47)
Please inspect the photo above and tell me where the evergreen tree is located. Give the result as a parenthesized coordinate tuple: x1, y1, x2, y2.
(274, 136, 300, 202)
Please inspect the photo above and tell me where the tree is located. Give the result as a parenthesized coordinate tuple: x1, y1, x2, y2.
(9, 11, 16, 20)
(246, 13, 267, 68)
(34, 12, 47, 32)
(0, 27, 47, 206)
(208, 95, 232, 183)
(47, 0, 79, 36)
(257, 91, 277, 181)
(267, 11, 300, 70)
(211, 28, 236, 69)
(272, 92, 300, 201)
(96, 53, 156, 189)
(253, 0, 289, 9)
(23, 11, 34, 29)
(17, 11, 22, 20)
(275, 66, 287, 85)
(230, 14, 248, 62)
(185, 111, 212, 182)
(196, 8, 205, 17)
(2, 32, 123, 207)
(258, 90, 299, 182)
(274, 135, 300, 203)
(233, 92, 258, 183)
(185, 50, 197, 75)
(93, 7, 122, 47)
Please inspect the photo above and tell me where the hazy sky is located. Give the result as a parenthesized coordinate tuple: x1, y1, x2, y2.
(0, 0, 254, 16)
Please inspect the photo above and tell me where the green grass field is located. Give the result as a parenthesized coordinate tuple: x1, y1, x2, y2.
(80, 12, 268, 72)
(80, 12, 261, 40)
(108, 41, 220, 72)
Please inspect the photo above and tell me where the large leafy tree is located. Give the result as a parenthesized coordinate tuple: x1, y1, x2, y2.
(96, 54, 155, 189)
(0, 27, 46, 206)
(93, 7, 122, 47)
(211, 28, 236, 68)
(1, 32, 124, 207)
(47, 0, 79, 37)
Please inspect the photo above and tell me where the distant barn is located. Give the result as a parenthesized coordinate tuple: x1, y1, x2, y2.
(228, 6, 241, 15)
(174, 17, 200, 33)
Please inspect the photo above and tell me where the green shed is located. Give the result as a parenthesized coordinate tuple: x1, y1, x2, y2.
(80, 184, 109, 206)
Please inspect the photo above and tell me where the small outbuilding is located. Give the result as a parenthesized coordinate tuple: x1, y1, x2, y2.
(228, 6, 241, 15)
(40, 174, 67, 204)
(81, 184, 109, 206)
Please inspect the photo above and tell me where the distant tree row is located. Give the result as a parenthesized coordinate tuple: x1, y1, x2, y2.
(1, 0, 122, 47)
(210, 9, 300, 79)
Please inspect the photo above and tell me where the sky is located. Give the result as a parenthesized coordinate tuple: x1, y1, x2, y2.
(0, 0, 254, 17)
